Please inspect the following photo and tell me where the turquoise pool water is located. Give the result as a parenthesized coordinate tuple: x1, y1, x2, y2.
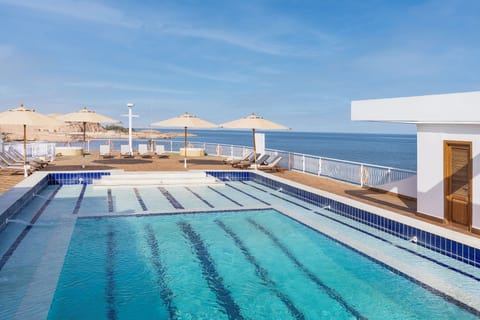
(48, 209, 475, 319)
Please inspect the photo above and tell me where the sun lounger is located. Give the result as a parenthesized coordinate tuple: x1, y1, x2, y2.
(31, 160, 48, 168)
(229, 152, 256, 166)
(257, 155, 283, 172)
(4, 149, 22, 162)
(7, 147, 24, 159)
(138, 144, 154, 158)
(256, 154, 270, 165)
(4, 148, 48, 168)
(224, 151, 254, 165)
(233, 153, 269, 169)
(7, 147, 51, 166)
(155, 145, 169, 158)
(100, 145, 115, 159)
(120, 145, 134, 158)
(0, 158, 33, 174)
(0, 152, 22, 165)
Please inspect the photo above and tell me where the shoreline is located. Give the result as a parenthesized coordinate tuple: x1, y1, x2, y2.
(0, 126, 193, 143)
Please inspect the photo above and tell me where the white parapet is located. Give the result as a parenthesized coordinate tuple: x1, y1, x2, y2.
(93, 171, 224, 187)
(351, 91, 480, 124)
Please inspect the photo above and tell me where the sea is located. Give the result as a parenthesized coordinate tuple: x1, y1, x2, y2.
(88, 130, 417, 171)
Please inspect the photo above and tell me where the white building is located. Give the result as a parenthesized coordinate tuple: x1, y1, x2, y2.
(351, 91, 480, 235)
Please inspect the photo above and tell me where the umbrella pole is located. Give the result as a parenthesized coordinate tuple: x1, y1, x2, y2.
(252, 128, 257, 169)
(184, 126, 187, 168)
(23, 124, 28, 177)
(82, 122, 86, 169)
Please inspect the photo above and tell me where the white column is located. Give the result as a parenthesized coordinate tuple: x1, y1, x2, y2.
(127, 103, 134, 155)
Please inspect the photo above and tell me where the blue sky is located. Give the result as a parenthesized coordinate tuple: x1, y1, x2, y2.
(0, 0, 479, 133)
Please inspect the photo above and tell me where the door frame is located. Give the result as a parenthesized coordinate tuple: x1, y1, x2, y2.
(443, 140, 472, 230)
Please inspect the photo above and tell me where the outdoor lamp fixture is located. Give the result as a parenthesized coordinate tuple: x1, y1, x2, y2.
(127, 103, 134, 156)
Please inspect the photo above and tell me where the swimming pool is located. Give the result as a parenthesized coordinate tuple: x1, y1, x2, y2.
(1, 171, 479, 319)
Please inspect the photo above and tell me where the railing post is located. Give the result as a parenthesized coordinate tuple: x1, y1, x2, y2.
(170, 140, 173, 152)
(360, 164, 364, 187)
(318, 158, 322, 176)
(302, 155, 305, 173)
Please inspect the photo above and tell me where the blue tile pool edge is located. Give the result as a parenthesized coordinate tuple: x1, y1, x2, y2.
(0, 171, 112, 230)
(0, 172, 49, 230)
(207, 171, 480, 269)
(47, 171, 111, 185)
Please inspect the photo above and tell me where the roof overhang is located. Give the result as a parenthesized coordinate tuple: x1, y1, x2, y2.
(351, 91, 480, 124)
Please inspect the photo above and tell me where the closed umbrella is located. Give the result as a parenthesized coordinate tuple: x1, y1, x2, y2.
(57, 107, 119, 168)
(0, 104, 64, 176)
(151, 112, 216, 168)
(220, 113, 289, 168)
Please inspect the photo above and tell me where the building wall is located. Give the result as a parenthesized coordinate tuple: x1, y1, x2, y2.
(375, 175, 417, 199)
(417, 124, 480, 229)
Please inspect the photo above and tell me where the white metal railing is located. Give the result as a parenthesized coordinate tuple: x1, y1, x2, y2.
(158, 140, 416, 190)
(5, 139, 415, 189)
(281, 150, 416, 189)
(47, 138, 416, 192)
(3, 142, 56, 161)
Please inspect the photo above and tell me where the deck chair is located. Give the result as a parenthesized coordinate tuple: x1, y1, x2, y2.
(8, 147, 51, 166)
(138, 144, 154, 158)
(5, 149, 23, 162)
(120, 145, 134, 158)
(224, 151, 254, 165)
(4, 148, 48, 168)
(0, 152, 23, 165)
(0, 158, 33, 174)
(100, 145, 115, 159)
(229, 152, 256, 166)
(257, 155, 283, 172)
(233, 153, 269, 169)
(0, 152, 40, 170)
(256, 154, 270, 165)
(155, 145, 169, 158)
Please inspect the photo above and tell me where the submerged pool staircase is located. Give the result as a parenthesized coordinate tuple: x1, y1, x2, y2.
(92, 171, 224, 187)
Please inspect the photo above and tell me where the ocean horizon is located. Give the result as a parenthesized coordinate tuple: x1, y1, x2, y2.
(88, 130, 417, 171)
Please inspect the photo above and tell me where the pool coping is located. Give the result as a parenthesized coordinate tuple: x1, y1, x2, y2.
(0, 171, 49, 229)
(253, 171, 480, 249)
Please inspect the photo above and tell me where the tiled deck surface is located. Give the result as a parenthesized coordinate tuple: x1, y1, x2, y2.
(0, 151, 475, 237)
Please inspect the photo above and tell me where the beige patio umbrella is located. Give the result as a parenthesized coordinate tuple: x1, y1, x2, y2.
(220, 113, 289, 168)
(57, 107, 119, 168)
(0, 104, 64, 177)
(151, 112, 216, 168)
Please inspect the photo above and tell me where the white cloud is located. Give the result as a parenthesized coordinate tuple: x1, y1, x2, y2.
(162, 26, 290, 56)
(0, 1, 334, 57)
(0, 0, 141, 28)
(163, 63, 248, 83)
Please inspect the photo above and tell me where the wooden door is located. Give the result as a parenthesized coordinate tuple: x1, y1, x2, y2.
(444, 141, 472, 230)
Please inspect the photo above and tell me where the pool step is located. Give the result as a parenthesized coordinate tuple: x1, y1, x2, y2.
(93, 171, 223, 187)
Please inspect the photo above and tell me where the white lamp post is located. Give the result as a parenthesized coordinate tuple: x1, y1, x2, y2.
(127, 103, 134, 155)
